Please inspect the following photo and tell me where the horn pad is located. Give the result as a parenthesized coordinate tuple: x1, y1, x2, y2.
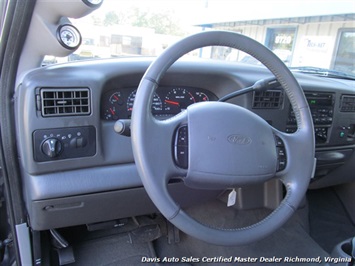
(185, 102, 277, 189)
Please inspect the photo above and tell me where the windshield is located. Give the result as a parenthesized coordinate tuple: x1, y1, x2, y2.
(44, 0, 355, 77)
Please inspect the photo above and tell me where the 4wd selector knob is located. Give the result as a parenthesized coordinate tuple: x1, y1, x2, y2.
(41, 138, 62, 158)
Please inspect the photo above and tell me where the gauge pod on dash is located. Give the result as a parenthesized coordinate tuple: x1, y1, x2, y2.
(57, 24, 82, 50)
(82, 0, 104, 8)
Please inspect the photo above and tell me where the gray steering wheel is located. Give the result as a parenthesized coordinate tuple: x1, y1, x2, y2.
(131, 31, 315, 246)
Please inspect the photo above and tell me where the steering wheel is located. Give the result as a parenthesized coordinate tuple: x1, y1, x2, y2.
(131, 31, 315, 246)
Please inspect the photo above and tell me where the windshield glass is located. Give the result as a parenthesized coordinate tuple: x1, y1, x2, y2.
(44, 0, 355, 77)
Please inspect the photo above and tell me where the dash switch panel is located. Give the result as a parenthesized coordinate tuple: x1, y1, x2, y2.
(33, 126, 96, 162)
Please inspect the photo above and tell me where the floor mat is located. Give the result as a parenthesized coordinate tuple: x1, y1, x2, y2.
(308, 188, 355, 253)
(69, 232, 154, 266)
(54, 217, 161, 266)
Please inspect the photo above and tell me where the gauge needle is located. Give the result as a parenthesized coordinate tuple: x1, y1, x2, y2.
(165, 99, 180, 106)
(109, 108, 115, 115)
(65, 34, 72, 41)
(114, 95, 119, 101)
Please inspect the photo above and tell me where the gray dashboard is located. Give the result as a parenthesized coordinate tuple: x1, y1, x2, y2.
(15, 57, 355, 230)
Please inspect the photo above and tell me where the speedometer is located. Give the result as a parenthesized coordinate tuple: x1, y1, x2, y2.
(164, 88, 196, 113)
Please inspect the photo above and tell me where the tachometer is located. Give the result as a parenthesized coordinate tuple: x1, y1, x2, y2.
(164, 87, 196, 113)
(127, 89, 162, 115)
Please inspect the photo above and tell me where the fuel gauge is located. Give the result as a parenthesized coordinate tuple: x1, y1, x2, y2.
(103, 106, 119, 120)
(103, 91, 122, 120)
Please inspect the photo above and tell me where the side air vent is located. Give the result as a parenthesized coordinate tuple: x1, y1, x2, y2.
(340, 95, 355, 112)
(252, 90, 283, 109)
(40, 88, 90, 117)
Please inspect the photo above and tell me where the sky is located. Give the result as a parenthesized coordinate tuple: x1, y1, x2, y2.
(98, 0, 355, 25)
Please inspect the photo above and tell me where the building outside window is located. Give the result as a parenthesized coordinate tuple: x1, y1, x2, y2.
(265, 27, 297, 66)
(199, 13, 354, 75)
(333, 28, 355, 74)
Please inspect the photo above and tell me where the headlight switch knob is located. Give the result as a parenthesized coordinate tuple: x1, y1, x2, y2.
(42, 138, 63, 158)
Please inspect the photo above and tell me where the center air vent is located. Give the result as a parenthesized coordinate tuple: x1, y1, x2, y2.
(340, 95, 355, 112)
(40, 88, 90, 117)
(252, 90, 283, 109)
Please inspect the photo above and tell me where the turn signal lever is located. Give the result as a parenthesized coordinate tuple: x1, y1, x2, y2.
(114, 119, 131, 137)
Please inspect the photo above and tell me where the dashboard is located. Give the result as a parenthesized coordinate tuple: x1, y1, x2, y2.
(16, 58, 355, 230)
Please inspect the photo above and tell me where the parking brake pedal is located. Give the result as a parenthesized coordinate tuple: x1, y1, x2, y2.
(50, 229, 75, 265)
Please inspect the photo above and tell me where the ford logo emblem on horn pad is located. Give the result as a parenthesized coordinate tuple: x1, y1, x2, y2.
(227, 134, 252, 145)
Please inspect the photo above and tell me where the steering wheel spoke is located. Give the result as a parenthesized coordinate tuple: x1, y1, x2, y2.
(133, 111, 188, 179)
(273, 127, 315, 209)
(159, 110, 189, 179)
(273, 127, 315, 179)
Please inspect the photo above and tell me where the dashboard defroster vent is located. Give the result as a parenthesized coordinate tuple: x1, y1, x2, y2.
(40, 88, 90, 117)
(252, 90, 283, 109)
(340, 95, 355, 112)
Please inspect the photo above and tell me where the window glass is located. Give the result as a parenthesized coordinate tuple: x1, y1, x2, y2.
(333, 29, 355, 74)
(41, 0, 355, 77)
(266, 28, 296, 66)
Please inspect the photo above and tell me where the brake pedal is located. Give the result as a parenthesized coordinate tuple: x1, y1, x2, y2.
(167, 222, 180, 244)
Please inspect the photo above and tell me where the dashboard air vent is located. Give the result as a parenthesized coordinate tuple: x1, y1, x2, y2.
(252, 90, 283, 109)
(41, 88, 90, 117)
(340, 95, 355, 112)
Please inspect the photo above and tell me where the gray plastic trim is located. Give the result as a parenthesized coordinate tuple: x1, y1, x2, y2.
(29, 182, 222, 230)
(23, 163, 142, 201)
(330, 238, 353, 266)
(16, 223, 33, 266)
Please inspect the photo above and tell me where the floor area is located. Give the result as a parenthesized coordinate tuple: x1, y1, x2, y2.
(44, 187, 355, 266)
(308, 187, 355, 253)
(153, 199, 328, 266)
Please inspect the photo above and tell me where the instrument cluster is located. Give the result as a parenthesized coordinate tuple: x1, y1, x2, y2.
(101, 86, 217, 120)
